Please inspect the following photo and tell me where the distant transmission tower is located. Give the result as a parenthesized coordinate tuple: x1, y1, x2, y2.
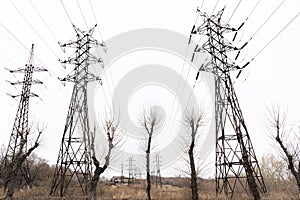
(154, 153, 162, 188)
(50, 24, 104, 197)
(4, 44, 46, 189)
(190, 9, 267, 199)
(127, 156, 134, 185)
(120, 161, 124, 183)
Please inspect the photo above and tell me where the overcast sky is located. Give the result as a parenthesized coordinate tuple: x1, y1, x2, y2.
(0, 0, 299, 178)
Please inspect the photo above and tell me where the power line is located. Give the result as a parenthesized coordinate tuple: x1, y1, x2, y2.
(29, 0, 60, 43)
(176, 0, 295, 150)
(233, 1, 297, 80)
(9, 0, 60, 62)
(173, 7, 203, 98)
(50, 25, 103, 197)
(58, 0, 113, 109)
(75, 0, 114, 109)
(4, 44, 47, 193)
(88, 0, 105, 41)
(245, 0, 286, 45)
(0, 22, 59, 80)
(170, 8, 211, 129)
(0, 49, 18, 66)
(230, 0, 262, 37)
(0, 23, 70, 95)
(88, 0, 118, 108)
(167, 8, 203, 135)
(198, 0, 205, 12)
(227, 0, 243, 23)
(246, 0, 263, 21)
(212, 0, 220, 14)
(167, 4, 213, 138)
(76, 0, 89, 29)
(56, 0, 112, 112)
(170, 0, 262, 127)
(59, 0, 74, 27)
(251, 10, 300, 62)
(191, 9, 268, 198)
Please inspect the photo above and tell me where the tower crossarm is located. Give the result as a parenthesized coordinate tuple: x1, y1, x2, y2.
(50, 24, 105, 197)
(4, 44, 46, 191)
(189, 7, 268, 199)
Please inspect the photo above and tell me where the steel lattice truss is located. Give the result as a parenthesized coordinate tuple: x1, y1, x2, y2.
(4, 44, 46, 188)
(190, 9, 267, 199)
(50, 25, 104, 197)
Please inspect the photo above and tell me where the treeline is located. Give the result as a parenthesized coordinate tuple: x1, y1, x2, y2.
(0, 145, 299, 199)
(0, 146, 53, 190)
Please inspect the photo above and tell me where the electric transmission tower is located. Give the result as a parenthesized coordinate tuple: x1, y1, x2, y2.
(50, 24, 105, 198)
(190, 9, 267, 199)
(4, 44, 46, 190)
(120, 161, 124, 183)
(127, 156, 134, 185)
(153, 153, 162, 188)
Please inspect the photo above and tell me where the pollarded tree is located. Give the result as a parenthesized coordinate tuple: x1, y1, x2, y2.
(267, 105, 300, 195)
(140, 107, 161, 200)
(90, 116, 121, 200)
(182, 109, 207, 200)
(4, 128, 42, 200)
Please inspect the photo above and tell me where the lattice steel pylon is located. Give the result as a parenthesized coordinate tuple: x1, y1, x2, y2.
(127, 156, 134, 185)
(49, 24, 105, 198)
(4, 44, 47, 189)
(190, 9, 267, 199)
(154, 153, 162, 188)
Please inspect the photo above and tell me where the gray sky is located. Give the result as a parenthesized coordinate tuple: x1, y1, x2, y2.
(0, 0, 300, 177)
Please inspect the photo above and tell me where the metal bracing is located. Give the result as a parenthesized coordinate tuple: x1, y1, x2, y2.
(50, 24, 104, 197)
(190, 9, 267, 199)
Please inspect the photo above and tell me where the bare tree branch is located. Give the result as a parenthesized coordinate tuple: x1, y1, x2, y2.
(90, 114, 121, 200)
(267, 105, 300, 195)
(139, 106, 161, 200)
(182, 108, 207, 200)
(4, 128, 43, 200)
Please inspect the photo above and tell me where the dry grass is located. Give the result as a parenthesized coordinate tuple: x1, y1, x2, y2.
(0, 179, 299, 200)
(97, 183, 195, 200)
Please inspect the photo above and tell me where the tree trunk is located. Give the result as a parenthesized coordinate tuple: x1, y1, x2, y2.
(4, 177, 15, 200)
(245, 164, 260, 200)
(90, 171, 99, 200)
(141, 107, 158, 200)
(4, 161, 18, 199)
(297, 179, 300, 197)
(189, 139, 199, 200)
(90, 156, 107, 200)
(238, 122, 260, 200)
(146, 149, 151, 200)
(146, 170, 151, 200)
(297, 165, 300, 196)
(238, 144, 261, 199)
(146, 134, 152, 200)
(275, 124, 300, 197)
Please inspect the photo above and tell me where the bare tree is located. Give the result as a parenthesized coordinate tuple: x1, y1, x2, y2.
(182, 109, 206, 200)
(26, 153, 51, 187)
(90, 116, 120, 200)
(140, 107, 160, 200)
(260, 154, 298, 196)
(267, 105, 300, 195)
(4, 128, 42, 200)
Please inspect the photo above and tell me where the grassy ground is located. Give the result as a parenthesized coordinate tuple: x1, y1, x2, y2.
(0, 180, 299, 199)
